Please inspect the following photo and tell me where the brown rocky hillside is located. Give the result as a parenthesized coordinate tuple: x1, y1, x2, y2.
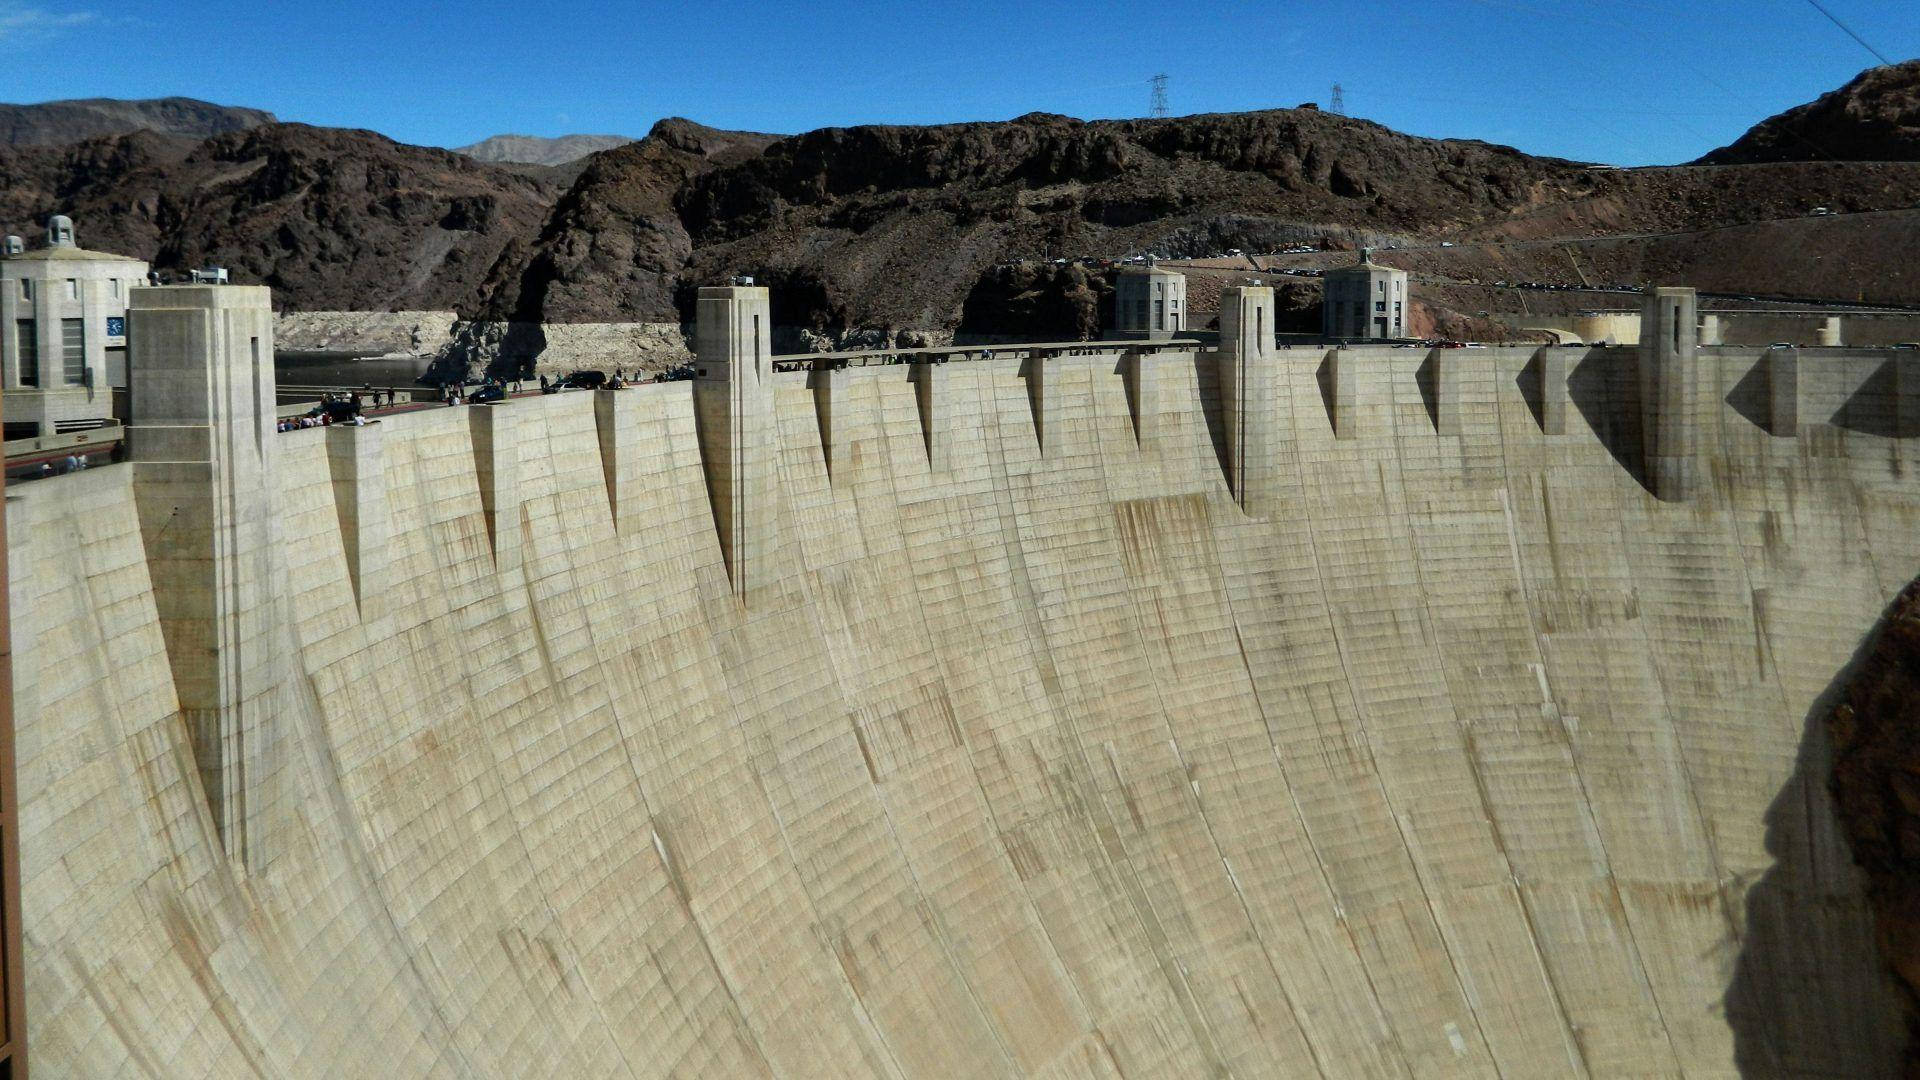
(0, 96, 273, 148)
(0, 123, 560, 311)
(4, 64, 1920, 338)
(1701, 59, 1920, 164)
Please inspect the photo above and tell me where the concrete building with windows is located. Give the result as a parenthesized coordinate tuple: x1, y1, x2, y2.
(0, 215, 148, 439)
(1112, 263, 1186, 339)
(1322, 249, 1409, 340)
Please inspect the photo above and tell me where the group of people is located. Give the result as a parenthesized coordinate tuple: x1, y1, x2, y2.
(279, 390, 372, 431)
(45, 453, 88, 476)
(444, 376, 516, 406)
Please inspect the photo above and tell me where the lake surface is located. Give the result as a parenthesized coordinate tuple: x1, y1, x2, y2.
(276, 351, 432, 389)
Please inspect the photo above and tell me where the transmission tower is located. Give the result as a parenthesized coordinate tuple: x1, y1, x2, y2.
(1330, 84, 1345, 116)
(1149, 74, 1168, 118)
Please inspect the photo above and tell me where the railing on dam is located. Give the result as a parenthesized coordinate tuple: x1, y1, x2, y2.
(768, 337, 1206, 374)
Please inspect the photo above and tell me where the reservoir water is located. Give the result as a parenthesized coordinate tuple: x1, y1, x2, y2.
(275, 350, 433, 389)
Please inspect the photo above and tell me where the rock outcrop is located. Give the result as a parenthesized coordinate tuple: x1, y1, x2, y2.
(0, 123, 561, 312)
(1700, 59, 1920, 164)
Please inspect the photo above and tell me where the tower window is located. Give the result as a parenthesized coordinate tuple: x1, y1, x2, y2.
(61, 317, 84, 384)
(15, 320, 36, 386)
(251, 336, 264, 457)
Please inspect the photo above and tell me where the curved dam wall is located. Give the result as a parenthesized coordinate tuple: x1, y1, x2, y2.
(12, 285, 1920, 1077)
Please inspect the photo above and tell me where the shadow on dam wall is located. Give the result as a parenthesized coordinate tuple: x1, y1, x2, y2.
(1726, 602, 1909, 1077)
(1566, 349, 1651, 494)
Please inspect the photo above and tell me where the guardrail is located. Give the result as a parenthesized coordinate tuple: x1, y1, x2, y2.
(767, 338, 1206, 375)
(3, 421, 123, 462)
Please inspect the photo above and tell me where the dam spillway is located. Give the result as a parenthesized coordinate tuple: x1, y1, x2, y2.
(11, 284, 1919, 1077)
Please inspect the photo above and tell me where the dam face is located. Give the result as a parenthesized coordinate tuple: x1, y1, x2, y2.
(13, 285, 1920, 1077)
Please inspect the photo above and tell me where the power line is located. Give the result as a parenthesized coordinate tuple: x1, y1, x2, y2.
(1330, 83, 1345, 116)
(1804, 0, 1893, 66)
(1149, 74, 1168, 118)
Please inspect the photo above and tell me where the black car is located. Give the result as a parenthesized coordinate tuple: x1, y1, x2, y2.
(562, 370, 608, 390)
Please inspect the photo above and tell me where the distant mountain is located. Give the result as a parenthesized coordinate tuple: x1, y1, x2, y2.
(0, 96, 274, 148)
(7, 68, 1920, 333)
(1698, 59, 1920, 164)
(0, 123, 559, 312)
(455, 133, 636, 166)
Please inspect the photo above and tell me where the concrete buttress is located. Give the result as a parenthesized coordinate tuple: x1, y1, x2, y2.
(592, 389, 641, 537)
(693, 285, 776, 601)
(1217, 286, 1277, 515)
(912, 358, 949, 472)
(1430, 348, 1464, 435)
(326, 421, 389, 617)
(1326, 347, 1358, 439)
(1539, 347, 1569, 435)
(127, 284, 281, 863)
(1640, 286, 1701, 501)
(1121, 348, 1157, 447)
(810, 363, 848, 482)
(1768, 347, 1799, 437)
(472, 402, 522, 571)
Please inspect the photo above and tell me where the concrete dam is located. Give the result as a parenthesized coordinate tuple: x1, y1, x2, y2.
(12, 282, 1918, 1077)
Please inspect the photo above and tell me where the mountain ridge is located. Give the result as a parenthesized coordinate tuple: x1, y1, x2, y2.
(4, 68, 1918, 337)
(455, 133, 637, 166)
(0, 96, 273, 148)
(1699, 59, 1920, 165)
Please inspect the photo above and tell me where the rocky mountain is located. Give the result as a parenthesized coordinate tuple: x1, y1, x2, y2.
(1700, 59, 1920, 164)
(0, 96, 273, 148)
(479, 118, 777, 325)
(0, 123, 559, 311)
(506, 101, 1920, 332)
(6, 65, 1920, 340)
(455, 133, 636, 166)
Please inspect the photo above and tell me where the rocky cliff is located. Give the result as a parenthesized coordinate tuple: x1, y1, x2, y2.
(1701, 59, 1920, 165)
(0, 123, 560, 311)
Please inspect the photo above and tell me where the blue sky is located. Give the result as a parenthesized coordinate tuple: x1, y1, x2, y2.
(2, 0, 1915, 165)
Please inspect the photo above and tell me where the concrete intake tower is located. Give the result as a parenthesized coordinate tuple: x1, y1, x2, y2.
(11, 282, 1918, 1076)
